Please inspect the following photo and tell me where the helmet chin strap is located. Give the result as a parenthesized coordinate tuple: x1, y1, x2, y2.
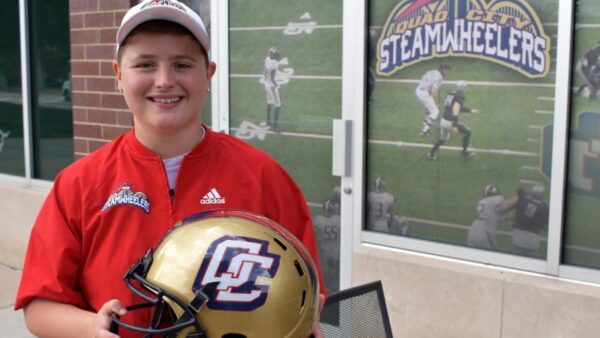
(166, 282, 219, 338)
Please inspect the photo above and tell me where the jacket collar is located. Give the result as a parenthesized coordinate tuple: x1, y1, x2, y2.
(123, 125, 216, 160)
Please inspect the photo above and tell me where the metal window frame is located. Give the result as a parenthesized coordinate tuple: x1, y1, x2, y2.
(2, 0, 60, 189)
(211, 0, 230, 134)
(18, 0, 33, 184)
(341, 0, 600, 285)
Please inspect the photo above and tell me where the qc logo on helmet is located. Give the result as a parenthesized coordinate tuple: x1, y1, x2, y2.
(193, 235, 281, 311)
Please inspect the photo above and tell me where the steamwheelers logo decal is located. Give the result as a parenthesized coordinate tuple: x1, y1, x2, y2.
(377, 0, 551, 78)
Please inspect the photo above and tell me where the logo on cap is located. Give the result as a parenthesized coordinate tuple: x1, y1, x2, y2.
(141, 0, 187, 13)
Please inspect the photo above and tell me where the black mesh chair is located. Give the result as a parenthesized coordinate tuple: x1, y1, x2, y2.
(319, 280, 393, 338)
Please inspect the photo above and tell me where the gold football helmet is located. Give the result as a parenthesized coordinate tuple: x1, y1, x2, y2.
(111, 209, 320, 338)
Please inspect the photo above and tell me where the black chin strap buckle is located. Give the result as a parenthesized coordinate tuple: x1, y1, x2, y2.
(175, 282, 219, 338)
(188, 281, 217, 313)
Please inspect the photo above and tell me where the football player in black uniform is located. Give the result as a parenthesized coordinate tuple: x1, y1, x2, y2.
(505, 185, 549, 257)
(428, 80, 479, 160)
(367, 177, 395, 232)
(576, 43, 600, 100)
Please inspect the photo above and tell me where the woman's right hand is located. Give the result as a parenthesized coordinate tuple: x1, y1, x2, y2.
(90, 299, 127, 338)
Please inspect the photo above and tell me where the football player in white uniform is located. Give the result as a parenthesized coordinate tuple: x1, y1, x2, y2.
(415, 62, 450, 137)
(467, 184, 511, 250)
(313, 199, 341, 292)
(367, 177, 395, 232)
(263, 47, 282, 131)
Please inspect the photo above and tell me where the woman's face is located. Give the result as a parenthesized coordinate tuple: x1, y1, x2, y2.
(113, 31, 216, 136)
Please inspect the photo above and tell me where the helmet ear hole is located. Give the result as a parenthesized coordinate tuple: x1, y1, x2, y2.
(294, 260, 305, 276)
(222, 334, 247, 338)
(273, 237, 288, 251)
(301, 290, 307, 307)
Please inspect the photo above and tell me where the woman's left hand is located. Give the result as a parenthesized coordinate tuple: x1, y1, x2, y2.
(309, 294, 326, 338)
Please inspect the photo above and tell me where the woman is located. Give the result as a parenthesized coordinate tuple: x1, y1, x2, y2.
(15, 1, 324, 337)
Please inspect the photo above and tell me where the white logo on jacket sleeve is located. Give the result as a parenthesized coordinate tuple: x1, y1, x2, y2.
(101, 183, 150, 213)
(200, 188, 226, 205)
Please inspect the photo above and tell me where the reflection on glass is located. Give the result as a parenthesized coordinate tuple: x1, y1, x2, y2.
(564, 0, 600, 269)
(228, 0, 343, 293)
(366, 0, 556, 259)
(313, 190, 341, 292)
(30, 1, 73, 179)
(181, 0, 212, 127)
(0, 1, 25, 176)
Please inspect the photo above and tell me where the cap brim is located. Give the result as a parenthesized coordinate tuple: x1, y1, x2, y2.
(116, 5, 209, 54)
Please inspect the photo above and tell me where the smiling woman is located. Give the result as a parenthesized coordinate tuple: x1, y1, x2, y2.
(113, 22, 216, 158)
(15, 1, 325, 338)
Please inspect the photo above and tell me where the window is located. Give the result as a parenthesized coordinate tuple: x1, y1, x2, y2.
(228, 0, 344, 293)
(0, 1, 74, 180)
(366, 0, 558, 260)
(29, 1, 74, 180)
(0, 1, 25, 176)
(563, 0, 600, 270)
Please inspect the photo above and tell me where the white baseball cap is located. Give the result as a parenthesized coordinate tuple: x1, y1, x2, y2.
(116, 0, 210, 55)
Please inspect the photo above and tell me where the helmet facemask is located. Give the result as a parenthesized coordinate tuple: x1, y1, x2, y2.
(111, 249, 214, 338)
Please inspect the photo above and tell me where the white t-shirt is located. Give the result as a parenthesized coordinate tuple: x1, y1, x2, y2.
(162, 128, 204, 189)
(163, 153, 186, 190)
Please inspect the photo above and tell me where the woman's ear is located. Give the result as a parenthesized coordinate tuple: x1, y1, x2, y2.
(207, 61, 217, 81)
(112, 60, 122, 90)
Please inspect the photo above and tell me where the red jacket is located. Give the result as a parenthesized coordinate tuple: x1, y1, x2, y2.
(16, 127, 324, 335)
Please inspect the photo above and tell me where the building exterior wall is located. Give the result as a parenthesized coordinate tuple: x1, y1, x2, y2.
(69, 0, 132, 159)
(2, 1, 599, 337)
(0, 186, 46, 268)
(354, 245, 600, 337)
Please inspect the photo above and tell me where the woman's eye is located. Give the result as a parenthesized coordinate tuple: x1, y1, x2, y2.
(135, 62, 154, 69)
(175, 63, 192, 69)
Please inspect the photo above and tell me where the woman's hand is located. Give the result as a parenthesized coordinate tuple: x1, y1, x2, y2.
(309, 293, 326, 338)
(90, 299, 127, 338)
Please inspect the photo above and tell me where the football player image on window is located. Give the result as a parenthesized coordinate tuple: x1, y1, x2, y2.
(415, 62, 451, 137)
(427, 80, 479, 161)
(505, 185, 550, 257)
(467, 184, 512, 250)
(263, 47, 283, 132)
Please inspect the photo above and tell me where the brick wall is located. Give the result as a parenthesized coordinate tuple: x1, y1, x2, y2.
(69, 0, 135, 159)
